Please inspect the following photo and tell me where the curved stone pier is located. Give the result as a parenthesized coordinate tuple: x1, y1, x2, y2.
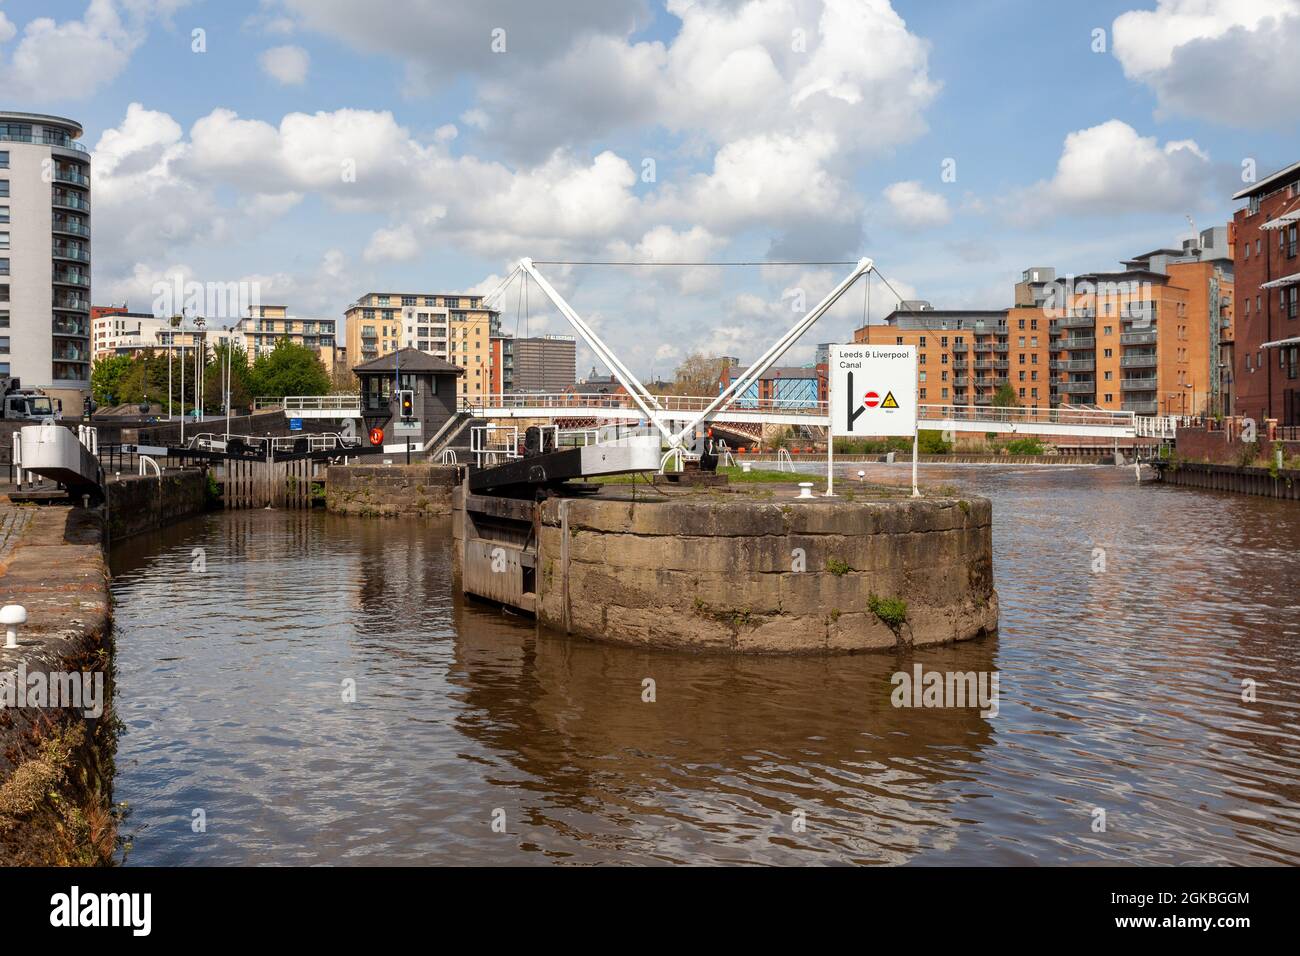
(532, 490, 998, 654)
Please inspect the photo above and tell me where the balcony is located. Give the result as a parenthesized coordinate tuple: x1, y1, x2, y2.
(0, 132, 89, 154)
(52, 242, 89, 263)
(1120, 330, 1156, 346)
(951, 343, 968, 353)
(1120, 377, 1158, 391)
(53, 166, 89, 187)
(52, 316, 88, 336)
(1120, 353, 1157, 368)
(952, 360, 969, 371)
(1121, 304, 1157, 322)
(52, 343, 90, 362)
(953, 376, 969, 387)
(53, 295, 89, 311)
(1061, 359, 1094, 371)
(52, 192, 90, 212)
(52, 268, 89, 287)
(974, 395, 992, 406)
(1057, 313, 1095, 329)
(1064, 337, 1096, 350)
(1123, 400, 1158, 414)
(51, 217, 90, 238)
(991, 343, 1009, 353)
(1061, 381, 1096, 394)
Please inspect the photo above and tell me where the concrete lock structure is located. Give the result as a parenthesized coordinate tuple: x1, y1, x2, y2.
(453, 485, 999, 654)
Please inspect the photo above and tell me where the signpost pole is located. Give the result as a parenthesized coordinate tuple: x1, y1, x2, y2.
(911, 423, 920, 498)
(824, 423, 835, 496)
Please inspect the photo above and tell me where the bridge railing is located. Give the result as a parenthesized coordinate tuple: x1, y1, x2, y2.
(465, 393, 1139, 429)
(282, 395, 361, 412)
(464, 392, 827, 417)
(918, 404, 1136, 428)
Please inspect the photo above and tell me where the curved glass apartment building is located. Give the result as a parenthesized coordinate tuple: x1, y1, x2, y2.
(0, 111, 92, 415)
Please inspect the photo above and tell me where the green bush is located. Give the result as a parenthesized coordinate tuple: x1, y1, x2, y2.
(917, 429, 952, 455)
(825, 557, 851, 576)
(1005, 437, 1044, 455)
(868, 594, 907, 629)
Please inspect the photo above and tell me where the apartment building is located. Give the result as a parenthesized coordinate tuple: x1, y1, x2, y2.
(1037, 230, 1231, 416)
(343, 292, 498, 404)
(93, 304, 336, 376)
(92, 306, 158, 359)
(856, 304, 1053, 410)
(0, 112, 92, 414)
(232, 305, 338, 372)
(1232, 161, 1300, 427)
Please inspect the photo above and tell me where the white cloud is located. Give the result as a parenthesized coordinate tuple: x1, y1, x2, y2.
(91, 103, 229, 273)
(1023, 120, 1212, 216)
(1112, 0, 1300, 125)
(280, 0, 644, 93)
(260, 44, 310, 85)
(0, 0, 189, 100)
(882, 180, 952, 230)
(363, 224, 420, 263)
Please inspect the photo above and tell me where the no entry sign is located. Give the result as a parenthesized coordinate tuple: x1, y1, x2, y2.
(829, 344, 917, 437)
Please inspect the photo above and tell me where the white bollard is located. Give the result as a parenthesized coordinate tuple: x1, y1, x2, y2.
(857, 469, 866, 482)
(741, 461, 752, 473)
(798, 482, 814, 499)
(1, 604, 27, 649)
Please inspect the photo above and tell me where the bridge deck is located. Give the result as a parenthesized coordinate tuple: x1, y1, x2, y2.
(264, 393, 1178, 440)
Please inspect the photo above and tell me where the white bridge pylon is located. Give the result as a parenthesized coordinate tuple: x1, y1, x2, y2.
(511, 256, 877, 453)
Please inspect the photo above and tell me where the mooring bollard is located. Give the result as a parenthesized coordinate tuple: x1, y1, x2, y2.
(1, 604, 27, 649)
(857, 469, 866, 482)
(798, 482, 814, 499)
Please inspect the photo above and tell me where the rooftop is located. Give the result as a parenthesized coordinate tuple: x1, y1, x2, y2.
(0, 111, 84, 138)
(1232, 160, 1300, 201)
(352, 347, 464, 375)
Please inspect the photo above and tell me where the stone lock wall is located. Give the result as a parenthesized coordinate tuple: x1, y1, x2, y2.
(326, 463, 459, 517)
(105, 469, 209, 541)
(534, 495, 998, 654)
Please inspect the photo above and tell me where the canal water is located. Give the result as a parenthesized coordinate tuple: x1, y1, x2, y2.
(108, 465, 1300, 865)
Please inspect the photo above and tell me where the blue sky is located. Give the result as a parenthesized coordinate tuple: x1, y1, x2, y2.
(3, 0, 1297, 376)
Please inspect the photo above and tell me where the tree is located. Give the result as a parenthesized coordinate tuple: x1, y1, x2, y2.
(249, 338, 330, 398)
(203, 342, 253, 414)
(90, 355, 133, 406)
(991, 384, 1019, 408)
(672, 351, 729, 396)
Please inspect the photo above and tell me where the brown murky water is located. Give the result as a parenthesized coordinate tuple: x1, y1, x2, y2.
(108, 464, 1300, 865)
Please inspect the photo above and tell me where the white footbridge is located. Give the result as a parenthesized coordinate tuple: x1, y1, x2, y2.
(265, 255, 1180, 446)
(265, 392, 1177, 442)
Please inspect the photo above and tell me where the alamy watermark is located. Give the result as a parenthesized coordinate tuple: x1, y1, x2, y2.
(151, 275, 261, 321)
(0, 664, 104, 718)
(891, 664, 999, 717)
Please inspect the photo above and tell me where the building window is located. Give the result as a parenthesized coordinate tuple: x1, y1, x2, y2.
(0, 152, 7, 168)
(0, 181, 8, 198)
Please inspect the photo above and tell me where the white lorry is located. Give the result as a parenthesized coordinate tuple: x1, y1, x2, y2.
(1, 378, 62, 421)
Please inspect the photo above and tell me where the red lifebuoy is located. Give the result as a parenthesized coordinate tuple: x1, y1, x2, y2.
(369, 426, 384, 446)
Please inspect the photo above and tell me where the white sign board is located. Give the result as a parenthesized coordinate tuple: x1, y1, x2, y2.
(829, 344, 917, 438)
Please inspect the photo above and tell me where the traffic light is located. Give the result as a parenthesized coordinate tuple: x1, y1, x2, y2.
(398, 389, 414, 420)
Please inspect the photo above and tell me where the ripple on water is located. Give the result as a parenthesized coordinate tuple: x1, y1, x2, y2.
(108, 471, 1300, 865)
